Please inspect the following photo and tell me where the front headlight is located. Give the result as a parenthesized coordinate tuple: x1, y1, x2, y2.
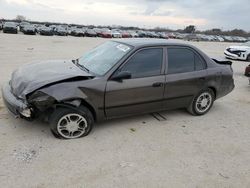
(20, 108, 32, 118)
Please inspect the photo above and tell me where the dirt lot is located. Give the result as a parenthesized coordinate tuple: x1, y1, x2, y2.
(0, 33, 250, 188)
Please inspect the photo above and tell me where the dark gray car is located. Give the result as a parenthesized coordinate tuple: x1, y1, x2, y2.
(2, 39, 234, 139)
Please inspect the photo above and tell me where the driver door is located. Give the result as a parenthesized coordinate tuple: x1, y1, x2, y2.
(105, 47, 166, 118)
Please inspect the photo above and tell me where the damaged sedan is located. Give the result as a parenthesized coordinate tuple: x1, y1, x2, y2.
(224, 41, 250, 61)
(2, 39, 234, 139)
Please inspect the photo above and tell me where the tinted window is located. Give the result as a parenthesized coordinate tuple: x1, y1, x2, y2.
(167, 48, 194, 74)
(121, 48, 163, 78)
(195, 54, 206, 71)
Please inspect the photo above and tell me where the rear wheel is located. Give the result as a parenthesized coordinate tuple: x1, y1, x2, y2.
(188, 89, 215, 116)
(49, 106, 94, 139)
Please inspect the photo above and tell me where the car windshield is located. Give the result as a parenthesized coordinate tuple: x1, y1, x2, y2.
(78, 41, 132, 75)
(4, 22, 16, 27)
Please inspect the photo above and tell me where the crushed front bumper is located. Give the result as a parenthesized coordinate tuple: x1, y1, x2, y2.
(1, 83, 32, 118)
(224, 50, 238, 60)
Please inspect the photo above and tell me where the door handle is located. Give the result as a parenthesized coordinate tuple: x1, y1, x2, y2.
(152, 82, 164, 87)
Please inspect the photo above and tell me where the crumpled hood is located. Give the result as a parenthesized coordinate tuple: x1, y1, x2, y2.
(10, 60, 92, 99)
(228, 45, 250, 51)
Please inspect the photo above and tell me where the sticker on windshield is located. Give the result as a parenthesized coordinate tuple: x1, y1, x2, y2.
(116, 44, 130, 52)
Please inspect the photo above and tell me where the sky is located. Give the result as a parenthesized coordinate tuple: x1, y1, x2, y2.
(0, 0, 250, 31)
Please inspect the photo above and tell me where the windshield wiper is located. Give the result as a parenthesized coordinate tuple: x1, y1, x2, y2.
(73, 58, 90, 73)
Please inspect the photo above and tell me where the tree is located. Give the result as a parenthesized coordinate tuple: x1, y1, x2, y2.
(229, 29, 247, 37)
(16, 15, 26, 21)
(184, 25, 196, 33)
(204, 28, 222, 35)
(211, 28, 222, 33)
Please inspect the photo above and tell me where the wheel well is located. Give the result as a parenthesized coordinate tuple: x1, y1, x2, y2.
(208, 87, 216, 98)
(51, 100, 97, 122)
(80, 100, 97, 121)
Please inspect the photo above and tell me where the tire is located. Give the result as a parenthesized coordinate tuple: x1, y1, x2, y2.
(49, 106, 94, 139)
(187, 88, 215, 116)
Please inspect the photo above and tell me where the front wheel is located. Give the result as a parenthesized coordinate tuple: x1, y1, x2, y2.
(49, 106, 94, 139)
(187, 89, 215, 116)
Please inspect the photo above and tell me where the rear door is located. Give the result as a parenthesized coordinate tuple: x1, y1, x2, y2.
(163, 47, 208, 109)
(105, 47, 165, 118)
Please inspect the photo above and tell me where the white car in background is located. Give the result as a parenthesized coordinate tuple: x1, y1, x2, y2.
(224, 41, 250, 61)
(111, 29, 122, 38)
(128, 30, 139, 38)
(216, 36, 225, 42)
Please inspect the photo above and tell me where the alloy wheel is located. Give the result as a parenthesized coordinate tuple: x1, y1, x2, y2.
(57, 113, 88, 139)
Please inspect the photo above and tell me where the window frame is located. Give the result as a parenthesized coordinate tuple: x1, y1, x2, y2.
(110, 46, 166, 79)
(165, 46, 207, 75)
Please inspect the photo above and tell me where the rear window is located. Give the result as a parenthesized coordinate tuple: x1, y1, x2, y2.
(167, 48, 206, 74)
(167, 48, 194, 74)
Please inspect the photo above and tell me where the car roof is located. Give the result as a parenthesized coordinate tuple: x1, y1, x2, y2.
(113, 38, 193, 48)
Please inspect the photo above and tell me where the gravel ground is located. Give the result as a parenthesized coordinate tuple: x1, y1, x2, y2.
(0, 33, 249, 188)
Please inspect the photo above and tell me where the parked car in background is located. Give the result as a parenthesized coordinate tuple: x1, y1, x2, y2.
(85, 29, 97, 37)
(137, 30, 147, 38)
(224, 41, 250, 61)
(121, 30, 131, 38)
(39, 26, 54, 36)
(22, 25, 36, 35)
(93, 28, 103, 37)
(54, 26, 68, 36)
(128, 31, 139, 38)
(184, 34, 200, 42)
(146, 31, 158, 38)
(197, 34, 209, 41)
(35, 24, 43, 33)
(223, 36, 234, 42)
(3, 22, 18, 34)
(100, 29, 112, 38)
(215, 36, 225, 42)
(19, 21, 30, 32)
(111, 29, 122, 38)
(2, 39, 234, 139)
(158, 32, 169, 39)
(70, 28, 85, 37)
(49, 25, 57, 33)
(167, 33, 176, 39)
(232, 36, 247, 43)
(175, 33, 185, 39)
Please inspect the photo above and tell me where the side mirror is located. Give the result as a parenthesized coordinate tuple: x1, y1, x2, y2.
(111, 71, 132, 81)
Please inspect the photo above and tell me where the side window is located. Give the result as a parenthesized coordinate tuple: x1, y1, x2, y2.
(195, 54, 206, 71)
(120, 48, 163, 78)
(167, 48, 195, 74)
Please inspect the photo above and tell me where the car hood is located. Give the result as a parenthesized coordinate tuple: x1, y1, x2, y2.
(10, 60, 92, 99)
(228, 46, 250, 51)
